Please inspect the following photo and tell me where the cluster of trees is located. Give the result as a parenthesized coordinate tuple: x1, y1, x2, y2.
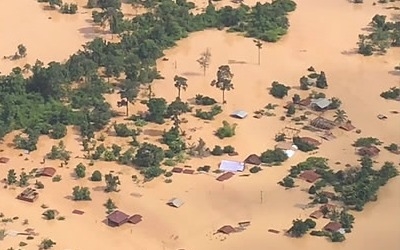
(216, 120, 237, 139)
(37, 0, 77, 14)
(6, 169, 30, 187)
(357, 14, 400, 55)
(288, 218, 316, 237)
(281, 157, 399, 211)
(195, 105, 222, 120)
(299, 69, 328, 90)
(270, 81, 290, 98)
(210, 145, 235, 156)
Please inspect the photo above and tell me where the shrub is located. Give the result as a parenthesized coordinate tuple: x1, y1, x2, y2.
(195, 94, 217, 105)
(275, 133, 286, 142)
(279, 176, 294, 187)
(216, 121, 237, 139)
(74, 163, 86, 178)
(52, 175, 62, 182)
(223, 145, 235, 154)
(164, 171, 173, 177)
(380, 87, 400, 100)
(114, 123, 135, 137)
(72, 186, 91, 201)
(269, 81, 290, 98)
(197, 165, 211, 172)
(353, 137, 382, 147)
(195, 105, 222, 120)
(166, 99, 192, 117)
(250, 166, 262, 173)
(293, 137, 318, 152)
(46, 141, 70, 160)
(260, 148, 288, 164)
(90, 170, 102, 181)
(211, 145, 224, 156)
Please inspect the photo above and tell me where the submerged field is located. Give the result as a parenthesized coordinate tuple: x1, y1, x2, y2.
(0, 0, 399, 250)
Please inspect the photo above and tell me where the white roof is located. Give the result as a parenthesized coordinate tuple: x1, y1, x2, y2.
(231, 110, 248, 119)
(284, 149, 296, 158)
(219, 160, 245, 172)
(168, 198, 184, 208)
(311, 98, 331, 109)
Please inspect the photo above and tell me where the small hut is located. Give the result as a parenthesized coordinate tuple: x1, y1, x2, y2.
(358, 146, 380, 157)
(0, 157, 10, 163)
(107, 210, 130, 227)
(244, 154, 262, 166)
(299, 137, 321, 147)
(310, 116, 336, 130)
(309, 210, 323, 219)
(37, 167, 56, 177)
(299, 170, 321, 183)
(128, 214, 142, 224)
(17, 188, 39, 202)
(323, 222, 342, 233)
(217, 225, 236, 234)
(339, 121, 355, 131)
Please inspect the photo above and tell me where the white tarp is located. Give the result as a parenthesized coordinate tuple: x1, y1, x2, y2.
(219, 160, 245, 172)
(284, 150, 295, 158)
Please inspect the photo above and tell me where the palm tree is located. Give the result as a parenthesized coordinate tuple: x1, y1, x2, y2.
(173, 75, 188, 99)
(334, 109, 348, 124)
(171, 113, 182, 132)
(211, 65, 234, 104)
(197, 48, 211, 76)
(253, 39, 263, 65)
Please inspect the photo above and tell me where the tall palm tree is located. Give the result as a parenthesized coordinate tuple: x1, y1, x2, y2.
(334, 109, 348, 124)
(101, 7, 122, 35)
(211, 65, 234, 104)
(173, 75, 188, 99)
(253, 39, 263, 65)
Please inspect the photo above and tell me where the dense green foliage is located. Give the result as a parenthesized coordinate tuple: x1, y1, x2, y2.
(380, 87, 400, 100)
(260, 148, 288, 164)
(269, 81, 290, 98)
(357, 14, 400, 55)
(195, 105, 222, 120)
(289, 219, 316, 237)
(282, 157, 399, 211)
(0, 0, 296, 153)
(216, 120, 237, 139)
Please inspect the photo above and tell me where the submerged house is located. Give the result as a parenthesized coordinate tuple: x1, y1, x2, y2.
(310, 116, 336, 130)
(311, 98, 332, 111)
(219, 160, 245, 172)
(107, 210, 130, 227)
(17, 188, 39, 203)
(167, 198, 184, 208)
(243, 154, 262, 166)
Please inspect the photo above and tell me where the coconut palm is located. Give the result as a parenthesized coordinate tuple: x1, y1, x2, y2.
(197, 48, 211, 76)
(334, 109, 348, 124)
(211, 65, 234, 104)
(253, 39, 263, 65)
(173, 75, 188, 99)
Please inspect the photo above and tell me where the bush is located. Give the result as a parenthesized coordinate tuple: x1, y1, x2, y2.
(223, 145, 235, 154)
(279, 176, 294, 187)
(52, 175, 62, 182)
(250, 166, 261, 173)
(166, 99, 192, 117)
(380, 87, 400, 100)
(216, 120, 237, 139)
(114, 123, 135, 137)
(211, 145, 224, 156)
(353, 137, 382, 147)
(90, 170, 102, 181)
(275, 133, 286, 142)
(72, 186, 91, 201)
(164, 171, 173, 177)
(46, 141, 70, 160)
(195, 105, 222, 120)
(269, 81, 290, 98)
(197, 165, 211, 172)
(304, 218, 316, 229)
(134, 143, 165, 168)
(293, 137, 318, 152)
(195, 94, 217, 105)
(260, 148, 288, 164)
(74, 163, 86, 178)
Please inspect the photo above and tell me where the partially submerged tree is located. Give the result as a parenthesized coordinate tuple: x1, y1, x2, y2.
(104, 173, 121, 192)
(253, 39, 263, 65)
(211, 65, 234, 104)
(197, 48, 211, 76)
(333, 109, 348, 124)
(173, 75, 188, 99)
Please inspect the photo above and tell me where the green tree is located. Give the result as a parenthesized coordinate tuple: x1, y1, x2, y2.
(91, 170, 102, 181)
(72, 186, 91, 200)
(146, 98, 167, 124)
(211, 65, 234, 104)
(19, 171, 29, 187)
(7, 169, 17, 185)
(330, 232, 346, 242)
(104, 173, 121, 192)
(260, 148, 288, 164)
(270, 81, 290, 98)
(42, 209, 56, 220)
(74, 163, 86, 178)
(104, 198, 117, 214)
(289, 219, 309, 237)
(316, 71, 328, 88)
(333, 109, 348, 124)
(134, 143, 165, 168)
(173, 75, 188, 99)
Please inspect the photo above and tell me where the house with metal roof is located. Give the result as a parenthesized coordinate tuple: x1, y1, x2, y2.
(311, 98, 332, 111)
(231, 110, 248, 119)
(167, 198, 184, 208)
